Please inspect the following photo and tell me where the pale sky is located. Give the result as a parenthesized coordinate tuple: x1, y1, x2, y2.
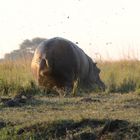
(0, 0, 140, 60)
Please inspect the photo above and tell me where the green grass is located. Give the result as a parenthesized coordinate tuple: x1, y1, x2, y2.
(0, 59, 140, 139)
(0, 93, 140, 139)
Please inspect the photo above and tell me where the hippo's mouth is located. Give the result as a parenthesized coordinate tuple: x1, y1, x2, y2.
(96, 80, 105, 91)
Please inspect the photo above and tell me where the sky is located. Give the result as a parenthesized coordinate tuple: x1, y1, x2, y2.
(0, 0, 140, 60)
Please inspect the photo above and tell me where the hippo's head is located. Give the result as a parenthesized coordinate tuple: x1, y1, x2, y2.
(91, 63, 105, 91)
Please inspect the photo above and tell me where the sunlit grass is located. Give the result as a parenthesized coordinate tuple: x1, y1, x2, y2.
(1, 59, 140, 95)
(0, 59, 33, 83)
(0, 59, 33, 95)
(98, 60, 140, 93)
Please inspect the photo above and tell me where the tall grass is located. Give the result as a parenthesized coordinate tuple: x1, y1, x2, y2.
(99, 60, 140, 93)
(0, 59, 34, 95)
(0, 58, 140, 95)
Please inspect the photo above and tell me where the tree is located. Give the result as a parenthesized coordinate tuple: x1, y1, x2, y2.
(4, 37, 47, 60)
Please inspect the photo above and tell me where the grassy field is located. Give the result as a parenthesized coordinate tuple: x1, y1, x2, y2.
(0, 59, 140, 139)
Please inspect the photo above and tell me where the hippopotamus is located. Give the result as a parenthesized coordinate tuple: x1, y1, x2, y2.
(31, 37, 105, 94)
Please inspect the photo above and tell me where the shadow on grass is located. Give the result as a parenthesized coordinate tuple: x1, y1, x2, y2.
(1, 96, 79, 109)
(15, 118, 140, 140)
(1, 91, 102, 108)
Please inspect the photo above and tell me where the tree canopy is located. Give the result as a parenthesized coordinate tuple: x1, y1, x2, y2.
(4, 37, 46, 60)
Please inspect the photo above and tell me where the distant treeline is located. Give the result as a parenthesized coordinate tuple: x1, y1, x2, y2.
(4, 37, 47, 60)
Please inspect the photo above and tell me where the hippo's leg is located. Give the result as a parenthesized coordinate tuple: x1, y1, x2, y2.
(64, 78, 79, 96)
(72, 79, 78, 96)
